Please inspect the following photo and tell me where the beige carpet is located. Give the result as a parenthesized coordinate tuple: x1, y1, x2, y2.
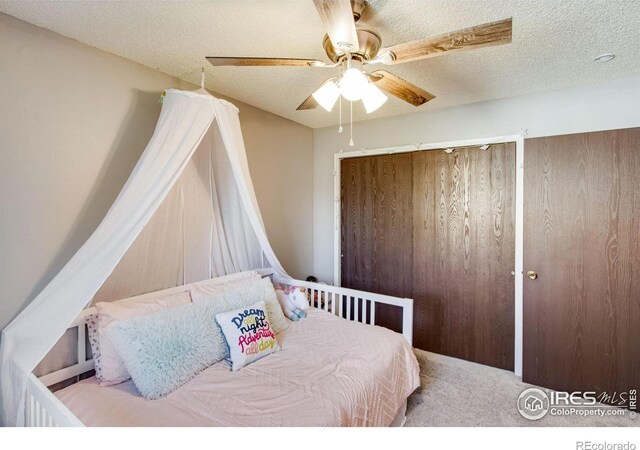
(405, 349, 638, 427)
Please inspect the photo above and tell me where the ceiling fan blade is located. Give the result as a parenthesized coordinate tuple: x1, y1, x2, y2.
(369, 70, 435, 106)
(207, 57, 325, 67)
(379, 18, 512, 64)
(313, 0, 359, 50)
(296, 93, 319, 111)
(298, 77, 341, 111)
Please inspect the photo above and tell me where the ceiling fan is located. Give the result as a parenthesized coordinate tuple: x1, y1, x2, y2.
(206, 0, 512, 114)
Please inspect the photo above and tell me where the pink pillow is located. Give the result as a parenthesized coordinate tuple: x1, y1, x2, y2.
(95, 290, 191, 386)
(196, 271, 260, 285)
(189, 273, 262, 303)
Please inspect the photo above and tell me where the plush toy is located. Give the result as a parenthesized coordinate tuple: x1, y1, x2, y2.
(275, 286, 308, 321)
(289, 287, 309, 312)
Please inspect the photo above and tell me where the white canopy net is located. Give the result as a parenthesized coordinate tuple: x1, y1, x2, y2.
(0, 89, 288, 426)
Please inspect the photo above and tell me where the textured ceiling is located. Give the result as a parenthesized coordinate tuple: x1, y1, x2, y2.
(1, 0, 639, 128)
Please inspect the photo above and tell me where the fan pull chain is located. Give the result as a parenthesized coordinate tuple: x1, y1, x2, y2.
(346, 54, 353, 145)
(349, 100, 354, 147)
(338, 94, 343, 134)
(200, 67, 205, 89)
(338, 64, 344, 134)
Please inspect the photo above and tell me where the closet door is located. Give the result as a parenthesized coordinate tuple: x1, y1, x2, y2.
(340, 153, 413, 332)
(340, 146, 516, 370)
(413, 145, 516, 370)
(523, 129, 640, 396)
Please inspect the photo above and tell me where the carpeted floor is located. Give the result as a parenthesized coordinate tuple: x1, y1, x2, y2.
(405, 349, 638, 427)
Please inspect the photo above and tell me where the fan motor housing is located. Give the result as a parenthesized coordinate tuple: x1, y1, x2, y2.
(323, 28, 382, 63)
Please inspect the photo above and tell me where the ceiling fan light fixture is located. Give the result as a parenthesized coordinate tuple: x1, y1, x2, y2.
(361, 82, 388, 113)
(312, 80, 341, 111)
(340, 67, 369, 101)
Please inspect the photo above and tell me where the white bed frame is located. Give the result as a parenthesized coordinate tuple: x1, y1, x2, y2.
(24, 277, 413, 427)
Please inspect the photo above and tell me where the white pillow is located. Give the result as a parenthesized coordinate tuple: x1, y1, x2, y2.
(189, 272, 262, 301)
(95, 290, 191, 386)
(191, 277, 289, 335)
(216, 301, 280, 371)
(195, 270, 260, 286)
(86, 313, 102, 381)
(89, 272, 257, 383)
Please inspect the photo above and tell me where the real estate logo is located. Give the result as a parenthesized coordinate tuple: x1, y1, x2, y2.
(517, 387, 550, 420)
(517, 387, 635, 421)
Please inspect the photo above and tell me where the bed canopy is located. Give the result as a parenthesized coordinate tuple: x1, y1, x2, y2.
(0, 89, 288, 426)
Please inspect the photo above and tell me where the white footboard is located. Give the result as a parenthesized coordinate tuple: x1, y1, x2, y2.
(274, 276, 413, 345)
(25, 373, 84, 427)
(26, 307, 95, 427)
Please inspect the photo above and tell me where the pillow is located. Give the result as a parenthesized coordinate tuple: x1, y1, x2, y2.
(216, 301, 280, 371)
(195, 270, 260, 288)
(189, 272, 261, 303)
(108, 302, 223, 399)
(86, 313, 102, 380)
(95, 290, 191, 386)
(87, 275, 252, 376)
(191, 277, 289, 335)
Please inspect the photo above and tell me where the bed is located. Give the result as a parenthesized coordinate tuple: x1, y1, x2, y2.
(25, 276, 419, 427)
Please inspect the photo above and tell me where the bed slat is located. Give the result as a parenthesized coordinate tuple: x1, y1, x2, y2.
(370, 299, 375, 325)
(353, 297, 357, 321)
(77, 322, 87, 370)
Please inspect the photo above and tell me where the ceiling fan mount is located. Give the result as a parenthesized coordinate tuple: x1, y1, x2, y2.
(322, 28, 381, 63)
(206, 0, 512, 111)
(348, 0, 367, 23)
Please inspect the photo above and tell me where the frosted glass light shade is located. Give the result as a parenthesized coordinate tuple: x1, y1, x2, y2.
(361, 82, 388, 113)
(312, 80, 340, 112)
(340, 68, 368, 101)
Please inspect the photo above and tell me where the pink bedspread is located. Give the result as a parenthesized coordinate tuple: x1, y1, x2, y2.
(55, 308, 420, 426)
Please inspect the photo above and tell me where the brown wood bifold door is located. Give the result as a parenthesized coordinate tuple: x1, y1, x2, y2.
(523, 129, 640, 396)
(341, 145, 516, 370)
(340, 154, 413, 332)
(412, 145, 516, 370)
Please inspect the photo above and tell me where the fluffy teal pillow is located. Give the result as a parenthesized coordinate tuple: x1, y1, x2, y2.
(108, 302, 223, 399)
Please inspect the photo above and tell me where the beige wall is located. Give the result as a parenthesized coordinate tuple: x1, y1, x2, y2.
(0, 13, 313, 332)
(240, 104, 314, 282)
(313, 75, 640, 283)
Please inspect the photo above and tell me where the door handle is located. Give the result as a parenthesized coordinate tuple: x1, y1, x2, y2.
(527, 271, 539, 280)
